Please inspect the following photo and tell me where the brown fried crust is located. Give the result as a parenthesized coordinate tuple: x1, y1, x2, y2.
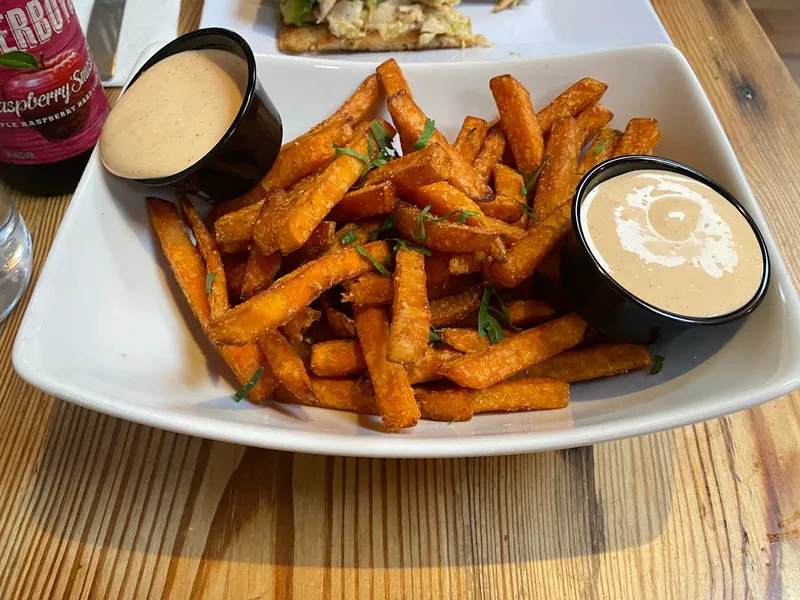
(278, 24, 489, 54)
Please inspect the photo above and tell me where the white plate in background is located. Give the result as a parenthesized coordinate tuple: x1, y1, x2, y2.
(13, 44, 800, 457)
(199, 0, 672, 62)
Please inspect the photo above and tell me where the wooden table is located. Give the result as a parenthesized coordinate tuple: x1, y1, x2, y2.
(1, 1, 799, 597)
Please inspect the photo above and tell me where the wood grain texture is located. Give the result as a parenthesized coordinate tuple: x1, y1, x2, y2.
(1, 0, 800, 598)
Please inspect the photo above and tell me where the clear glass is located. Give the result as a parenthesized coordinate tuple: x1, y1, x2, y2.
(0, 185, 32, 323)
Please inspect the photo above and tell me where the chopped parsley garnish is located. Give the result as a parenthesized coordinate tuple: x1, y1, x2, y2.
(429, 326, 443, 343)
(334, 124, 395, 183)
(355, 244, 391, 276)
(370, 121, 398, 157)
(392, 238, 432, 256)
(339, 230, 358, 245)
(333, 144, 369, 163)
(465, 127, 477, 139)
(650, 355, 665, 375)
(413, 118, 436, 150)
(519, 155, 550, 197)
(593, 139, 607, 155)
(477, 288, 505, 344)
(517, 201, 539, 222)
(370, 214, 396, 241)
(205, 272, 216, 295)
(234, 367, 264, 402)
(413, 205, 478, 240)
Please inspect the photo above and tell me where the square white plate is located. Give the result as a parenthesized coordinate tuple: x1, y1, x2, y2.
(13, 44, 800, 458)
(199, 0, 672, 63)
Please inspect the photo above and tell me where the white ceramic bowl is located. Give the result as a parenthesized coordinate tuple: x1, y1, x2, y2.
(13, 44, 800, 457)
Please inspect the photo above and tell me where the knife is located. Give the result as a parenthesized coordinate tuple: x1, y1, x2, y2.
(85, 0, 127, 83)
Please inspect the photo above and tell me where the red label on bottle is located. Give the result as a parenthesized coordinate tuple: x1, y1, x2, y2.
(0, 0, 109, 165)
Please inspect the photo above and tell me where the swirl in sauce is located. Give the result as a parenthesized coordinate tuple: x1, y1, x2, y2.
(580, 170, 763, 318)
(100, 49, 248, 180)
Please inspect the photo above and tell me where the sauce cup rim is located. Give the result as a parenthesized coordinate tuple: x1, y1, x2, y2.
(105, 27, 258, 186)
(571, 155, 771, 326)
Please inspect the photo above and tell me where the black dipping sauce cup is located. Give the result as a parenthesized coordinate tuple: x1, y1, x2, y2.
(122, 28, 282, 202)
(560, 156, 771, 344)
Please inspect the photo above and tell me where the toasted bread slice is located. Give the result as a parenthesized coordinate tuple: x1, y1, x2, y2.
(278, 24, 489, 54)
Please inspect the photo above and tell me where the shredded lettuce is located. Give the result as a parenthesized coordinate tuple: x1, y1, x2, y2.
(280, 0, 316, 25)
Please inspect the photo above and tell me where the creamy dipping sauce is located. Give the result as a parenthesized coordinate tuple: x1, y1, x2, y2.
(99, 49, 248, 180)
(580, 170, 763, 318)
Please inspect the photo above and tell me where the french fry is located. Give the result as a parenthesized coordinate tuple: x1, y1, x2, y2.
(147, 198, 274, 402)
(508, 299, 557, 327)
(364, 143, 452, 192)
(329, 73, 381, 124)
(280, 306, 321, 343)
(214, 197, 266, 245)
(254, 122, 377, 255)
(393, 201, 504, 256)
(488, 202, 572, 288)
(263, 115, 356, 193)
(489, 74, 545, 176)
(178, 196, 228, 320)
(414, 385, 473, 422)
(325, 221, 381, 256)
(274, 378, 378, 414)
(341, 272, 392, 305)
(485, 217, 527, 246)
(406, 182, 491, 228)
(439, 327, 491, 353)
(388, 247, 431, 364)
(209, 241, 391, 345)
(329, 182, 398, 221)
(430, 285, 484, 328)
(437, 313, 587, 388)
(473, 129, 507, 183)
(453, 116, 489, 162)
(208, 192, 263, 224)
(575, 102, 614, 146)
(386, 91, 494, 201)
(533, 116, 582, 220)
(223, 254, 247, 298)
(319, 294, 356, 338)
(377, 58, 413, 98)
(354, 306, 420, 430)
(536, 77, 608, 134)
(479, 194, 524, 223)
(258, 330, 316, 404)
(448, 252, 485, 276)
(578, 125, 622, 176)
(493, 164, 528, 227)
(425, 254, 451, 298)
(406, 347, 463, 385)
(524, 343, 652, 381)
(310, 339, 366, 377)
(280, 220, 338, 272)
(241, 248, 282, 299)
(218, 240, 250, 255)
(613, 118, 660, 157)
(470, 378, 569, 412)
(535, 244, 562, 281)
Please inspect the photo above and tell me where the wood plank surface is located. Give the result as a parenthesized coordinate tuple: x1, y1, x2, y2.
(1, 0, 799, 598)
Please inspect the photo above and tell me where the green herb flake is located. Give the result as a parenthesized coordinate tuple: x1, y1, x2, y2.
(355, 244, 391, 276)
(517, 201, 539, 222)
(477, 288, 505, 345)
(339, 230, 358, 245)
(393, 239, 432, 256)
(234, 367, 264, 402)
(333, 144, 369, 163)
(413, 118, 436, 151)
(370, 215, 396, 241)
(650, 355, 665, 375)
(414, 205, 478, 240)
(520, 155, 550, 197)
(465, 127, 477, 139)
(593, 139, 608, 155)
(429, 327, 443, 344)
(205, 272, 216, 295)
(370, 121, 397, 156)
(413, 204, 434, 240)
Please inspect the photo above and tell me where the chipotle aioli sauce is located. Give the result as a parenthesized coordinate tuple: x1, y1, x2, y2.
(99, 49, 248, 180)
(580, 170, 763, 318)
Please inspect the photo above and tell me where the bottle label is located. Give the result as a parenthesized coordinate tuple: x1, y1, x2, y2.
(0, 0, 109, 165)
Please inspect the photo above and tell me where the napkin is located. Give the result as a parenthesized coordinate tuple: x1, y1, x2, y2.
(73, 0, 180, 87)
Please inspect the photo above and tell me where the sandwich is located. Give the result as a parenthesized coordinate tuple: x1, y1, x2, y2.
(278, 0, 489, 53)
